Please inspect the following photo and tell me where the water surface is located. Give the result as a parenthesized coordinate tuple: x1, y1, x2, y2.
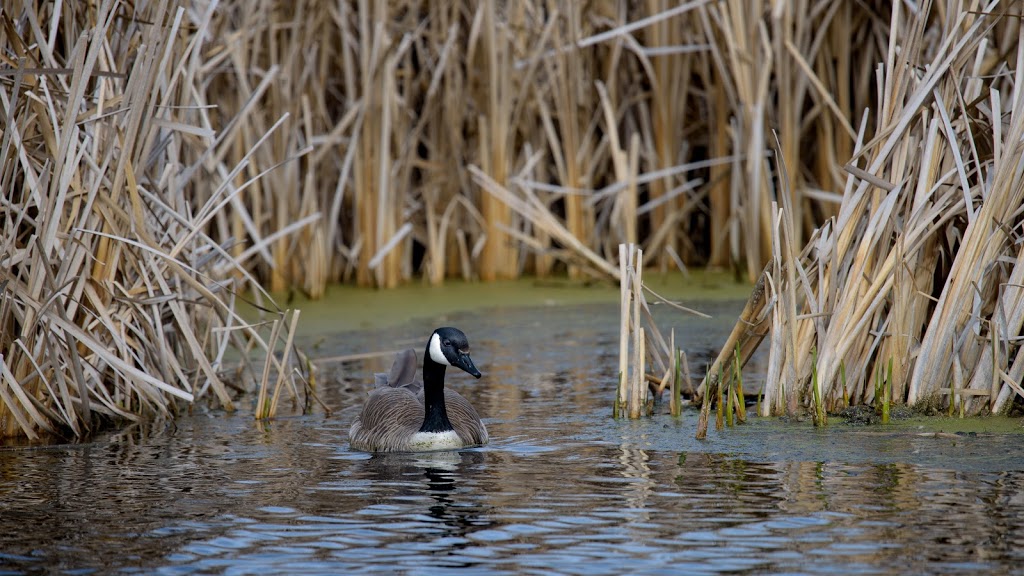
(2, 299, 1023, 575)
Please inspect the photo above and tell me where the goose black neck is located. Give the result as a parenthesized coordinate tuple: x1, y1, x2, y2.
(419, 353, 454, 433)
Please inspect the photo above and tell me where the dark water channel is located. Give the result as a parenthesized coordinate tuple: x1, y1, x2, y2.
(3, 300, 1024, 575)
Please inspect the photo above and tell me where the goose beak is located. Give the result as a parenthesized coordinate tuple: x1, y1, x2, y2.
(454, 353, 482, 379)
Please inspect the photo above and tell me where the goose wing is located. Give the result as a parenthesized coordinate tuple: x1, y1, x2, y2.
(443, 388, 489, 446)
(348, 386, 424, 452)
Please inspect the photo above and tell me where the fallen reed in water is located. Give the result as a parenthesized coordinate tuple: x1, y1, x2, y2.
(0, 1, 305, 439)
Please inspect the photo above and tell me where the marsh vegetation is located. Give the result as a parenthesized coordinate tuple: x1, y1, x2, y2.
(2, 0, 1023, 438)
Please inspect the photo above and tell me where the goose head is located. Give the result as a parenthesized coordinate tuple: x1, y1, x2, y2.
(427, 327, 482, 378)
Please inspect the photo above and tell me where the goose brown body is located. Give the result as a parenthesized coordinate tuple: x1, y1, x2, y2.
(348, 386, 488, 452)
(348, 329, 488, 452)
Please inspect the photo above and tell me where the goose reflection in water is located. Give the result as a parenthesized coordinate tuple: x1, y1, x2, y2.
(360, 449, 492, 560)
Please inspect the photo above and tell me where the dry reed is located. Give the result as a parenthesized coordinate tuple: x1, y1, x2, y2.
(706, 0, 1024, 417)
(0, 0, 305, 439)
(54, 1, 1001, 317)
(129, 0, 795, 290)
(47, 1, 875, 295)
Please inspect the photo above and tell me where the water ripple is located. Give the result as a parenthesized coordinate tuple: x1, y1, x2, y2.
(2, 303, 1023, 575)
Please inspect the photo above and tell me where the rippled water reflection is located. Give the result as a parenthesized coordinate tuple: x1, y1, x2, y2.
(2, 302, 1024, 575)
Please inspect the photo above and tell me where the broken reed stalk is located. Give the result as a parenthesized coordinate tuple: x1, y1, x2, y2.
(696, 366, 712, 439)
(630, 247, 645, 418)
(616, 243, 648, 419)
(670, 329, 681, 417)
(732, 343, 746, 424)
(616, 243, 631, 417)
(697, 263, 771, 401)
(615, 243, 704, 419)
(0, 1, 305, 439)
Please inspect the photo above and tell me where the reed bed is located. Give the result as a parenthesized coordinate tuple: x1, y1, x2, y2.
(6, 0, 1024, 437)
(151, 0, 880, 290)
(61, 0, 955, 297)
(0, 0, 304, 439)
(701, 1, 1024, 418)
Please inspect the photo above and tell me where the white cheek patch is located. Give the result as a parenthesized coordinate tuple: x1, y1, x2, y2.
(428, 333, 451, 366)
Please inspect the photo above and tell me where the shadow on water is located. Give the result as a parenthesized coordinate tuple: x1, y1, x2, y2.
(2, 299, 1024, 574)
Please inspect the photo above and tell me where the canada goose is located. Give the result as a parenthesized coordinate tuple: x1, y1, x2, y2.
(349, 327, 488, 452)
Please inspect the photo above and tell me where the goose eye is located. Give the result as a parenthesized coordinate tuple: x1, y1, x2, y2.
(443, 339, 451, 346)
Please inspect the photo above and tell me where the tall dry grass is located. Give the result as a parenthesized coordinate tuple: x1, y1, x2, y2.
(0, 0, 304, 439)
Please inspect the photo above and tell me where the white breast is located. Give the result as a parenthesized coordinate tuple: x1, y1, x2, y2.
(407, 430, 464, 451)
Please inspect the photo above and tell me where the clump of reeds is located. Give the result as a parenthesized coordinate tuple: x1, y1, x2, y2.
(0, 1, 304, 439)
(707, 1, 1024, 417)
(615, 244, 701, 419)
